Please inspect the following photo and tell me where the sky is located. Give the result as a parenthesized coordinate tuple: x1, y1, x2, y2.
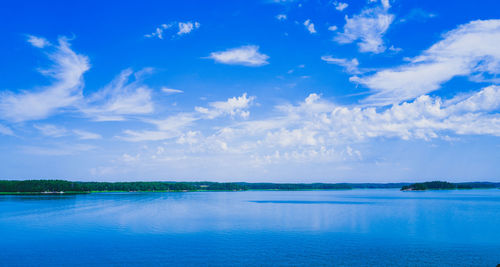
(0, 0, 499, 182)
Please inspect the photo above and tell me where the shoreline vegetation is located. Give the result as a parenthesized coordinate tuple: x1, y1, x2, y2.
(0, 180, 498, 195)
(400, 181, 499, 191)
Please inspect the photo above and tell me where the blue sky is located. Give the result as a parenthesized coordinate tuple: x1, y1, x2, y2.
(0, 0, 499, 182)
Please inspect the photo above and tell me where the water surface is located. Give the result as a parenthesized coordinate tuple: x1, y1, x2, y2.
(1, 189, 499, 266)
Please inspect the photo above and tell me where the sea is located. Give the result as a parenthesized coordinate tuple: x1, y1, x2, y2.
(1, 189, 499, 266)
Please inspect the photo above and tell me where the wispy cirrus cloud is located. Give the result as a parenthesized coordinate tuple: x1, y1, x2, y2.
(0, 36, 89, 122)
(0, 124, 14, 136)
(73, 130, 102, 140)
(161, 87, 184, 95)
(208, 45, 269, 67)
(81, 68, 154, 121)
(321, 56, 361, 74)
(34, 124, 68, 137)
(145, 21, 200, 39)
(34, 124, 102, 140)
(352, 19, 500, 104)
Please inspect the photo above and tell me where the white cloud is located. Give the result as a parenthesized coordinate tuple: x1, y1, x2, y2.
(81, 69, 154, 121)
(321, 55, 360, 74)
(34, 124, 102, 140)
(388, 45, 402, 53)
(120, 93, 254, 142)
(333, 1, 348, 11)
(161, 87, 184, 94)
(145, 23, 172, 39)
(104, 86, 500, 172)
(145, 21, 200, 39)
(176, 131, 202, 145)
(195, 93, 255, 119)
(399, 8, 436, 23)
(34, 124, 68, 137)
(73, 130, 102, 140)
(328, 25, 338, 31)
(352, 19, 500, 104)
(151, 113, 199, 132)
(276, 14, 287, 21)
(335, 2, 394, 53)
(177, 21, 200, 35)
(0, 124, 14, 136)
(122, 153, 140, 162)
(304, 19, 317, 34)
(379, 0, 391, 9)
(120, 113, 198, 142)
(27, 35, 50, 48)
(210, 86, 500, 154)
(208, 45, 269, 66)
(0, 37, 89, 122)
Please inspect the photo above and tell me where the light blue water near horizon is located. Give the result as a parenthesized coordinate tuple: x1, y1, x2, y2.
(1, 189, 499, 266)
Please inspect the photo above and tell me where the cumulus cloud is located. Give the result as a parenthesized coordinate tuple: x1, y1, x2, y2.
(321, 55, 360, 74)
(0, 37, 89, 122)
(304, 19, 317, 34)
(122, 86, 499, 166)
(145, 23, 172, 39)
(26, 35, 50, 48)
(335, 1, 394, 53)
(328, 25, 338, 31)
(81, 69, 154, 121)
(177, 21, 200, 35)
(333, 1, 348, 11)
(195, 93, 255, 119)
(352, 19, 500, 104)
(213, 86, 500, 154)
(208, 45, 269, 66)
(120, 93, 255, 142)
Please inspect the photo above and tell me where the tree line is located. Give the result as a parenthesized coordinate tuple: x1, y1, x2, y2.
(1, 180, 497, 193)
(0, 180, 248, 193)
(401, 181, 499, 191)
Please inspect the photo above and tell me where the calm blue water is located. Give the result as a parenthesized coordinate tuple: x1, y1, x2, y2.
(1, 189, 499, 266)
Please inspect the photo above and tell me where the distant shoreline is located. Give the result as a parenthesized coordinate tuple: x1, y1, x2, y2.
(401, 181, 500, 191)
(0, 180, 498, 195)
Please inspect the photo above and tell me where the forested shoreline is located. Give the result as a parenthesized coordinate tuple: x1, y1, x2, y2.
(0, 180, 402, 193)
(0, 180, 498, 194)
(401, 181, 500, 191)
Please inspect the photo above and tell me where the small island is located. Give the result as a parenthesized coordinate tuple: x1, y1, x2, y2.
(401, 181, 498, 191)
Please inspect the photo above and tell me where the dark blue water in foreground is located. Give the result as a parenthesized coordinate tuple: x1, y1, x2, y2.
(1, 189, 499, 266)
